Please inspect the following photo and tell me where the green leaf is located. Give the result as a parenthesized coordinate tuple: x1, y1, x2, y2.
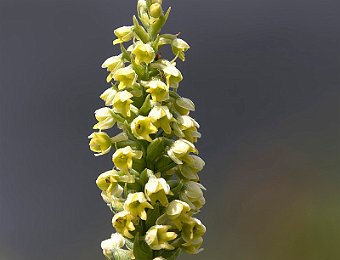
(133, 16, 150, 43)
(140, 168, 150, 187)
(160, 248, 181, 260)
(139, 94, 152, 116)
(152, 35, 160, 51)
(145, 203, 160, 230)
(155, 156, 176, 172)
(120, 44, 131, 62)
(133, 233, 153, 260)
(132, 157, 146, 173)
(131, 55, 146, 79)
(146, 137, 172, 169)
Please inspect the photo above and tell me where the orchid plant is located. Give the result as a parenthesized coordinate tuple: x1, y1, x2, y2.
(89, 1, 206, 259)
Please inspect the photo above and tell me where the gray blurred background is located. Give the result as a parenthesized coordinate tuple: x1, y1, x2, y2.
(0, 0, 339, 259)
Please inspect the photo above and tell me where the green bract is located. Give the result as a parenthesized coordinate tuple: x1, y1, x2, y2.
(89, 0, 205, 259)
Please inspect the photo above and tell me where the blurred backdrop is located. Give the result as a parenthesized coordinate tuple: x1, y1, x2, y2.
(0, 0, 339, 259)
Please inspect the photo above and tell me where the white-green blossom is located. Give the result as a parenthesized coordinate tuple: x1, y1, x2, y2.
(179, 181, 206, 211)
(167, 139, 198, 164)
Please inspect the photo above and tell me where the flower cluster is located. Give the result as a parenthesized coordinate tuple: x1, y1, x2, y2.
(89, 1, 205, 259)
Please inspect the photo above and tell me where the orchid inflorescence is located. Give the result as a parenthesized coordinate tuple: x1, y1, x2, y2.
(89, 0, 206, 259)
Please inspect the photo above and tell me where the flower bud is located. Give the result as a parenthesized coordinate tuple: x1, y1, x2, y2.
(102, 233, 125, 249)
(167, 139, 198, 165)
(181, 217, 206, 243)
(100, 87, 117, 106)
(88, 132, 112, 156)
(175, 96, 195, 115)
(132, 41, 156, 65)
(124, 192, 153, 220)
(145, 177, 171, 206)
(137, 0, 150, 25)
(101, 54, 124, 82)
(112, 211, 136, 238)
(131, 115, 158, 142)
(113, 26, 134, 45)
(179, 181, 206, 211)
(145, 225, 177, 250)
(112, 90, 134, 117)
(113, 66, 137, 90)
(149, 3, 162, 18)
(178, 155, 205, 181)
(145, 80, 169, 102)
(112, 146, 143, 173)
(101, 233, 125, 257)
(93, 107, 116, 130)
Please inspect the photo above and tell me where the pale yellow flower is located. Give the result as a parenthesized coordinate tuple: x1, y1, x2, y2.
(171, 38, 190, 61)
(124, 192, 153, 220)
(113, 66, 137, 90)
(96, 170, 122, 197)
(174, 96, 195, 115)
(131, 116, 158, 142)
(88, 132, 112, 156)
(167, 139, 198, 164)
(181, 217, 206, 243)
(112, 146, 143, 173)
(145, 80, 169, 102)
(96, 170, 134, 197)
(157, 200, 191, 230)
(112, 90, 133, 117)
(101, 54, 124, 82)
(148, 105, 173, 134)
(178, 155, 205, 181)
(112, 211, 136, 238)
(179, 181, 206, 211)
(132, 41, 155, 65)
(145, 225, 177, 250)
(145, 177, 171, 206)
(177, 115, 201, 143)
(113, 26, 134, 45)
(162, 61, 183, 89)
(100, 87, 117, 106)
